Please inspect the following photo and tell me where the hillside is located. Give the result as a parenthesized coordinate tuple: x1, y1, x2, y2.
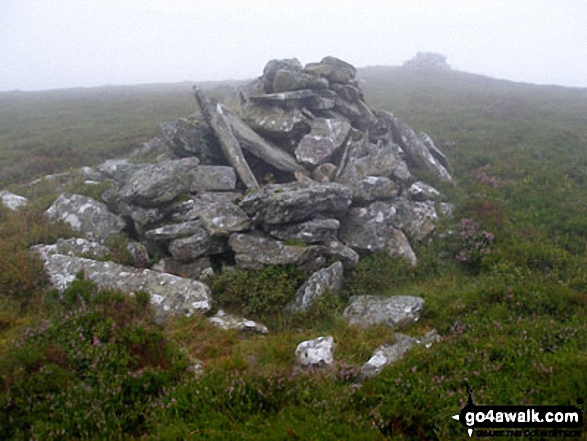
(0, 66, 585, 439)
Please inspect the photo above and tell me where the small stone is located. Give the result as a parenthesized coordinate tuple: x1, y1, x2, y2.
(295, 336, 335, 367)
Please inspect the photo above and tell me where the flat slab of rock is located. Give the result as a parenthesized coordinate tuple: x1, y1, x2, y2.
(119, 158, 200, 207)
(169, 226, 225, 262)
(0, 190, 28, 211)
(240, 105, 309, 140)
(360, 331, 439, 379)
(352, 176, 398, 202)
(144, 221, 204, 243)
(31, 238, 111, 260)
(45, 194, 126, 244)
(295, 118, 351, 166)
(229, 233, 322, 270)
(190, 166, 237, 191)
(289, 262, 343, 313)
(239, 182, 352, 225)
(208, 310, 268, 335)
(199, 202, 251, 236)
(295, 336, 335, 367)
(42, 254, 212, 323)
(268, 218, 339, 244)
(226, 111, 306, 173)
(344, 295, 424, 328)
(152, 257, 212, 280)
(390, 116, 453, 183)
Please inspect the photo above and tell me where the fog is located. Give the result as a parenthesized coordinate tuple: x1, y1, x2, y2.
(1, 0, 586, 91)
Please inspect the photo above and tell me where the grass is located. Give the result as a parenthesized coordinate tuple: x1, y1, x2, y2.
(0, 67, 586, 439)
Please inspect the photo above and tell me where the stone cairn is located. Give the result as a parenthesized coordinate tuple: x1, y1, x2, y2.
(12, 56, 455, 375)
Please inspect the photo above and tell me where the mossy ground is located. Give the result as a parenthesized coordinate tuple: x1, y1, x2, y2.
(0, 70, 586, 439)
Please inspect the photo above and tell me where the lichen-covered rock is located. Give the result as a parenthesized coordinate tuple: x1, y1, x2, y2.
(322, 240, 360, 269)
(419, 132, 449, 170)
(390, 199, 438, 241)
(45, 194, 126, 244)
(390, 116, 453, 183)
(189, 166, 237, 192)
(336, 142, 403, 187)
(152, 257, 212, 279)
(160, 117, 222, 163)
(229, 233, 323, 270)
(268, 218, 339, 244)
(144, 221, 204, 243)
(408, 181, 441, 201)
(289, 262, 343, 313)
(343, 295, 424, 328)
(240, 104, 309, 140)
(339, 202, 417, 264)
(351, 176, 398, 202)
(304, 56, 357, 84)
(359, 331, 439, 379)
(0, 190, 28, 211)
(239, 182, 352, 225)
(199, 202, 251, 237)
(169, 227, 225, 262)
(126, 241, 149, 268)
(42, 254, 212, 323)
(208, 310, 268, 334)
(119, 158, 200, 207)
(295, 118, 351, 166)
(31, 238, 111, 260)
(169, 191, 243, 223)
(295, 336, 335, 367)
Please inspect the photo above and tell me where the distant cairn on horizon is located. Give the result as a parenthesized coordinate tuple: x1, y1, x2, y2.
(402, 52, 451, 71)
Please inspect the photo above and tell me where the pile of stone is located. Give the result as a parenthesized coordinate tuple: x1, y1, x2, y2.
(18, 56, 455, 330)
(402, 52, 452, 71)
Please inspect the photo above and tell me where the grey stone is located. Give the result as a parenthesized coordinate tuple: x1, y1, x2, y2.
(322, 240, 360, 269)
(225, 111, 306, 173)
(305, 90, 338, 110)
(190, 166, 237, 192)
(304, 56, 357, 84)
(240, 105, 309, 140)
(333, 97, 377, 130)
(390, 116, 453, 183)
(173, 191, 243, 222)
(248, 89, 316, 105)
(312, 163, 337, 182)
(31, 238, 111, 261)
(295, 118, 351, 166)
(152, 257, 212, 279)
(160, 117, 222, 163)
(208, 310, 268, 334)
(343, 295, 424, 328)
(119, 158, 200, 207)
(229, 233, 323, 270)
(144, 221, 204, 243)
(268, 218, 339, 244)
(169, 226, 225, 262)
(261, 58, 303, 93)
(439, 202, 455, 218)
(337, 142, 403, 185)
(199, 202, 251, 236)
(45, 194, 126, 244)
(352, 176, 398, 202)
(194, 89, 259, 190)
(339, 202, 417, 264)
(239, 182, 352, 225)
(330, 83, 362, 102)
(272, 69, 329, 93)
(390, 199, 438, 241)
(290, 262, 344, 312)
(409, 181, 441, 202)
(359, 331, 440, 379)
(295, 336, 335, 367)
(0, 190, 28, 211)
(42, 254, 212, 323)
(419, 132, 449, 170)
(123, 204, 166, 237)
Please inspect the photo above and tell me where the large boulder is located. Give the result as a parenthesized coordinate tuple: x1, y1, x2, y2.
(0, 190, 28, 211)
(160, 117, 222, 163)
(45, 194, 126, 244)
(343, 295, 424, 328)
(239, 182, 352, 225)
(42, 254, 212, 323)
(119, 158, 200, 207)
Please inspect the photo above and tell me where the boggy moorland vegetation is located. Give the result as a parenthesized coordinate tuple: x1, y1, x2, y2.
(0, 67, 586, 439)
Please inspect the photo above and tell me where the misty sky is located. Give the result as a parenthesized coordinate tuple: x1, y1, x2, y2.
(1, 0, 586, 91)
